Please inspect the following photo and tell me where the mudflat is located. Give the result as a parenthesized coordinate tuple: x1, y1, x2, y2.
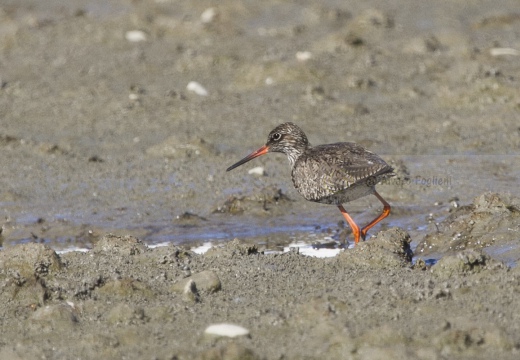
(1, 1, 519, 359)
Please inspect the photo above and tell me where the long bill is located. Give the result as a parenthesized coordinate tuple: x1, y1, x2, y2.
(226, 145, 269, 172)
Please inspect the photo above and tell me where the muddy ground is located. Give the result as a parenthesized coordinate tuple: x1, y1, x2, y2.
(0, 0, 519, 359)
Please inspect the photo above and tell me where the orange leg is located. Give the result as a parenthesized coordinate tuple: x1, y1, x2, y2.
(337, 204, 361, 244)
(360, 191, 391, 240)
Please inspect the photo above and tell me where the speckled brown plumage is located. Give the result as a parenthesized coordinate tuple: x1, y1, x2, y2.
(226, 122, 394, 244)
(292, 142, 393, 204)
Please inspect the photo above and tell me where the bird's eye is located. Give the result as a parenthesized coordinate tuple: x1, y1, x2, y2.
(272, 133, 281, 141)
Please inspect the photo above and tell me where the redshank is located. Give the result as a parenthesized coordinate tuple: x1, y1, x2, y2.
(226, 122, 395, 244)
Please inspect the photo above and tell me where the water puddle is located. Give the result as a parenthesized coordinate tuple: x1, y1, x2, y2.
(1, 155, 518, 265)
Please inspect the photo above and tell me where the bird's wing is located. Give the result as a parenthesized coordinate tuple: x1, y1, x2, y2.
(292, 143, 393, 200)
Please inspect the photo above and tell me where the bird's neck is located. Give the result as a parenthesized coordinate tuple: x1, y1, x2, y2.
(286, 143, 310, 167)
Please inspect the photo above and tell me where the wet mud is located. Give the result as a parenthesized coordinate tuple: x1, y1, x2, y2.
(1, 0, 520, 358)
(1, 235, 519, 359)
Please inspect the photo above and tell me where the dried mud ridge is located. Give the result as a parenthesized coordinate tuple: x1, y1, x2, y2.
(1, 193, 519, 360)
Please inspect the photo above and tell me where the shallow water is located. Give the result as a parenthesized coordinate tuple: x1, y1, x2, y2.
(2, 155, 519, 254)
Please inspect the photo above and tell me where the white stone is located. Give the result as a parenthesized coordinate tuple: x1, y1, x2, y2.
(201, 8, 218, 24)
(204, 323, 250, 338)
(125, 30, 147, 42)
(296, 51, 312, 61)
(186, 81, 208, 96)
(490, 48, 519, 56)
(248, 166, 265, 176)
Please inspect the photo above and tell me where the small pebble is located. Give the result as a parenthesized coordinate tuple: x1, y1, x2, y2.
(490, 48, 519, 56)
(125, 30, 147, 42)
(296, 51, 312, 61)
(248, 166, 265, 176)
(204, 323, 250, 338)
(201, 7, 218, 24)
(187, 81, 208, 96)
